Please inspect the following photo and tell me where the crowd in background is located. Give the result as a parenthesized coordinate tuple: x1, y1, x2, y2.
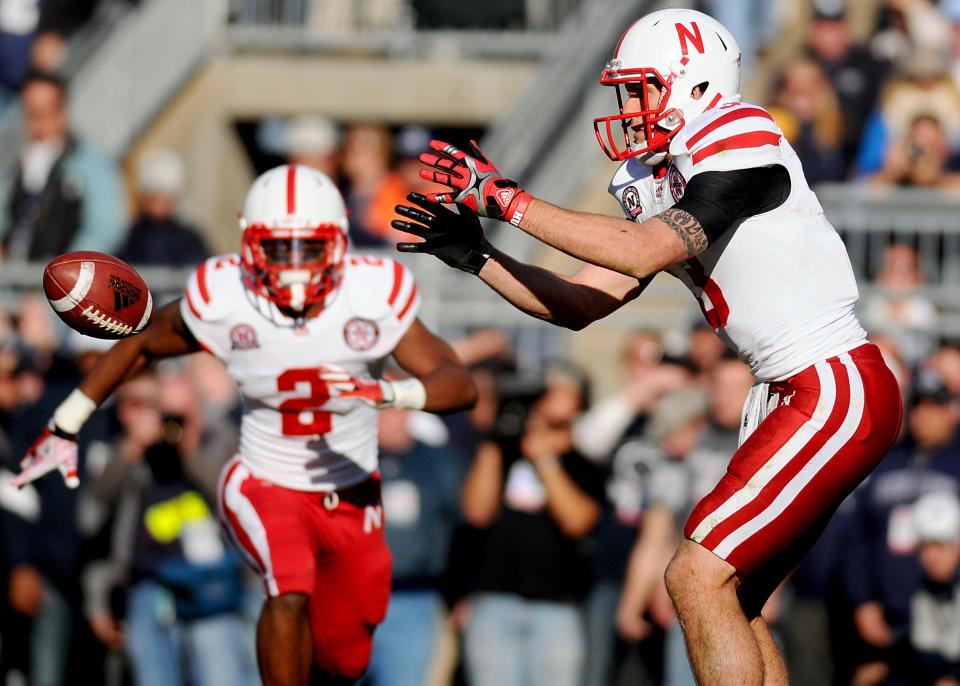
(2, 302, 960, 686)
(0, 1, 958, 685)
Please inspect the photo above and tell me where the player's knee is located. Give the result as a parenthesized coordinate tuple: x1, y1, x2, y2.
(664, 542, 737, 604)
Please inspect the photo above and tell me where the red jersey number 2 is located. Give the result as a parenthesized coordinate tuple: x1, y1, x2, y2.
(685, 259, 730, 329)
(277, 368, 333, 436)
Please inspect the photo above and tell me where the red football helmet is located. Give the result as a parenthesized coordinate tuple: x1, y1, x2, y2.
(239, 165, 348, 312)
(593, 9, 741, 165)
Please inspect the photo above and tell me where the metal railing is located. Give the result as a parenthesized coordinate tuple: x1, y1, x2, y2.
(228, 0, 585, 58)
(817, 184, 960, 287)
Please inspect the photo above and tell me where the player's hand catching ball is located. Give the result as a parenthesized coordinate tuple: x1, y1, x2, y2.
(12, 423, 79, 489)
(394, 193, 492, 275)
(418, 140, 531, 226)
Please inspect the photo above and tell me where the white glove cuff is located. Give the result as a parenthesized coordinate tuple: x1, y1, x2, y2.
(388, 379, 427, 410)
(52, 389, 97, 435)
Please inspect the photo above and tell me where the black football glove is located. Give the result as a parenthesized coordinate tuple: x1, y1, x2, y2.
(394, 192, 492, 275)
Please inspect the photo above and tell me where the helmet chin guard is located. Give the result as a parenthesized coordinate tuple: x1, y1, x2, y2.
(238, 165, 349, 313)
(593, 9, 741, 165)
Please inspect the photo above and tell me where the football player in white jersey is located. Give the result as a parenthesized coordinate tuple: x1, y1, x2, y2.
(394, 8, 901, 686)
(15, 165, 477, 685)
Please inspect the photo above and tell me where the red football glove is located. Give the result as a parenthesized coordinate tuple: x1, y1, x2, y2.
(12, 424, 79, 489)
(321, 370, 395, 409)
(419, 139, 532, 226)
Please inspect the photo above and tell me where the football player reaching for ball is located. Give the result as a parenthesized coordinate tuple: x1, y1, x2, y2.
(16, 165, 477, 686)
(395, 9, 901, 686)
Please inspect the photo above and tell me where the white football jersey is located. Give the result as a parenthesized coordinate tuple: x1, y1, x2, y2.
(609, 101, 867, 382)
(180, 253, 420, 491)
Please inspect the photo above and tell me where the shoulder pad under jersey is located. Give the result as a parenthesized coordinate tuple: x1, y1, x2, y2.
(344, 255, 420, 327)
(670, 102, 784, 176)
(182, 254, 243, 324)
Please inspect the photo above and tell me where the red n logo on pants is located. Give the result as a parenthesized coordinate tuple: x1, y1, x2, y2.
(685, 258, 730, 329)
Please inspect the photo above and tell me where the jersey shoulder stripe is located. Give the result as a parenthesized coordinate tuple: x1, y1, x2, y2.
(692, 131, 783, 165)
(685, 106, 775, 150)
(386, 259, 405, 307)
(673, 103, 784, 174)
(344, 254, 420, 325)
(183, 254, 242, 324)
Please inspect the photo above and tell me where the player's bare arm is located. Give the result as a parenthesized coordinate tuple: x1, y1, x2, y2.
(390, 318, 478, 413)
(13, 300, 199, 489)
(514, 197, 708, 278)
(395, 193, 648, 329)
(78, 300, 200, 403)
(416, 140, 711, 279)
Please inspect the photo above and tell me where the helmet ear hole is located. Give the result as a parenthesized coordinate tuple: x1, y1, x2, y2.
(692, 82, 709, 100)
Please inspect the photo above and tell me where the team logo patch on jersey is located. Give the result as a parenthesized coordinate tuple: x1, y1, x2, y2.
(622, 186, 643, 219)
(230, 323, 259, 350)
(344, 318, 379, 351)
(668, 167, 687, 203)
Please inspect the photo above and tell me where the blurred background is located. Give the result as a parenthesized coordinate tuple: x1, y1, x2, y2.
(1, 0, 960, 685)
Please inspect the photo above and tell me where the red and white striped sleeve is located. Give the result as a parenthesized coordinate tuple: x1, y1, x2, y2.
(384, 258, 421, 330)
(674, 102, 784, 176)
(179, 254, 239, 359)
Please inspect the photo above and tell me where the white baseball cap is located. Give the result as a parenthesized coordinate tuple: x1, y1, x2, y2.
(913, 491, 960, 543)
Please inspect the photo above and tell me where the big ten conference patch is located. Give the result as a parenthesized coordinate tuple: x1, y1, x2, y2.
(622, 185, 644, 219)
(343, 317, 379, 352)
(230, 323, 259, 350)
(668, 166, 687, 203)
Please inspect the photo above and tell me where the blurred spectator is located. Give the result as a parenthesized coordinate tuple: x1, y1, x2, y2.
(0, 72, 125, 262)
(342, 124, 394, 246)
(928, 342, 960, 396)
(860, 242, 939, 366)
(362, 408, 466, 686)
(685, 320, 729, 381)
(572, 332, 690, 686)
(948, 0, 960, 86)
(574, 331, 689, 468)
(0, 328, 115, 686)
(0, 0, 40, 106)
(617, 359, 753, 686)
(768, 56, 845, 184)
(367, 126, 446, 246)
(83, 371, 253, 686)
(30, 29, 66, 74)
(118, 149, 210, 268)
(870, 0, 951, 72)
(805, 0, 888, 173)
(902, 490, 960, 685)
(461, 364, 605, 686)
(844, 370, 960, 686)
(284, 114, 341, 180)
(869, 112, 960, 189)
(705, 0, 777, 75)
(855, 53, 960, 176)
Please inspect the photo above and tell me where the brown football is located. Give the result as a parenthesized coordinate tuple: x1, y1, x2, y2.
(43, 251, 153, 339)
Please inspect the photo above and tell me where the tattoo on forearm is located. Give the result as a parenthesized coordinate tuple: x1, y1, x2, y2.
(658, 208, 708, 258)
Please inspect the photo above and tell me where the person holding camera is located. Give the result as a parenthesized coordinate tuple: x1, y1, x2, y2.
(83, 370, 256, 686)
(460, 363, 606, 686)
(870, 113, 960, 189)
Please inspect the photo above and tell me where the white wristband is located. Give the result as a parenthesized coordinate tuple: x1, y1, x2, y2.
(52, 389, 97, 435)
(388, 378, 427, 410)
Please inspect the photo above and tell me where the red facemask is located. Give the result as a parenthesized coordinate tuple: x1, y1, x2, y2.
(240, 224, 346, 312)
(593, 67, 684, 162)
